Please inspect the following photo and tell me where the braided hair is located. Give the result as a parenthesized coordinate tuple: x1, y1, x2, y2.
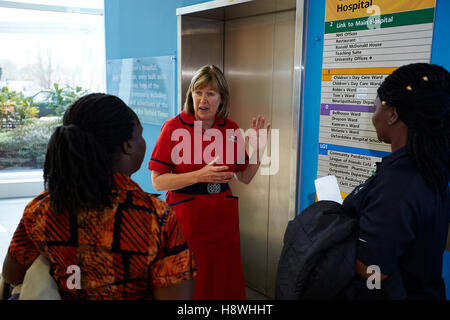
(44, 93, 139, 215)
(377, 63, 450, 193)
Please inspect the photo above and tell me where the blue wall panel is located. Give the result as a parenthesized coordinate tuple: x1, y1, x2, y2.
(298, 0, 325, 212)
(430, 0, 450, 301)
(299, 0, 450, 210)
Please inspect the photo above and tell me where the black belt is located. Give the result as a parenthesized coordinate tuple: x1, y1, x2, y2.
(172, 183, 229, 194)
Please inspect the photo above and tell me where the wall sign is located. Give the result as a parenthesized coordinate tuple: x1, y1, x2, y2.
(106, 56, 176, 125)
(318, 0, 436, 197)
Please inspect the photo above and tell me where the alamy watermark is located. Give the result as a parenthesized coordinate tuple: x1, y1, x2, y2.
(66, 265, 81, 290)
(64, 262, 382, 292)
(170, 121, 279, 175)
(366, 264, 382, 290)
(366, 5, 382, 31)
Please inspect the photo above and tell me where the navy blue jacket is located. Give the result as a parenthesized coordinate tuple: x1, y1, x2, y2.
(276, 147, 449, 300)
(342, 147, 450, 299)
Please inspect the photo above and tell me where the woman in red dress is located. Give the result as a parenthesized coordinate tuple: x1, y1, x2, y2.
(149, 65, 270, 299)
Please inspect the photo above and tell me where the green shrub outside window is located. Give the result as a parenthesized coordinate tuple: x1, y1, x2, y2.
(0, 84, 87, 170)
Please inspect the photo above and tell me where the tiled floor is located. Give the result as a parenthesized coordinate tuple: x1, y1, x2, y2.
(0, 197, 32, 265)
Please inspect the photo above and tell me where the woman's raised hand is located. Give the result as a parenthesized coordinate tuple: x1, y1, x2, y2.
(196, 157, 234, 184)
(249, 115, 271, 161)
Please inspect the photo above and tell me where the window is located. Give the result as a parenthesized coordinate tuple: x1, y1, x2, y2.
(6, 0, 103, 9)
(0, 1, 105, 175)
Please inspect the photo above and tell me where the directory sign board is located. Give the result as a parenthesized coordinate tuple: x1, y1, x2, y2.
(318, 0, 436, 197)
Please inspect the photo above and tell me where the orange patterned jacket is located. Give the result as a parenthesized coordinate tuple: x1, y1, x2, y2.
(8, 173, 196, 299)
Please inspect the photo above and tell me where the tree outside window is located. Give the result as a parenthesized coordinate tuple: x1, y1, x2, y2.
(0, 1, 105, 171)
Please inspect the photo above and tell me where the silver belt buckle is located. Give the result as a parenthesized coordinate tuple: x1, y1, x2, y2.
(207, 183, 221, 194)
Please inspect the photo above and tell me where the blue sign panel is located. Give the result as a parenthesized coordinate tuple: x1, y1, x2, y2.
(106, 56, 176, 125)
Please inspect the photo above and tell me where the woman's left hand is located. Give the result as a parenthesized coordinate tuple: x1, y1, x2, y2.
(249, 115, 271, 161)
(235, 115, 271, 184)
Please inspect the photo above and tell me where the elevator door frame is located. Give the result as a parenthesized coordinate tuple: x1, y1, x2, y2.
(176, 0, 306, 297)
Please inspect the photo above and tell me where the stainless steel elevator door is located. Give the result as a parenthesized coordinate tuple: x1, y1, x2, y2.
(225, 9, 295, 298)
(180, 16, 224, 108)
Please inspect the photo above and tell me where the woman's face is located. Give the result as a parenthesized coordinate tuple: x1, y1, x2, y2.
(192, 82, 222, 124)
(372, 95, 392, 143)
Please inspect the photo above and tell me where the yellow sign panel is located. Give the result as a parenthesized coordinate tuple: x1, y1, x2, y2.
(322, 67, 398, 81)
(325, 0, 436, 22)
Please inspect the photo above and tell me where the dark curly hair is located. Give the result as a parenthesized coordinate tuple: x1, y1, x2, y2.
(377, 63, 450, 193)
(44, 93, 139, 215)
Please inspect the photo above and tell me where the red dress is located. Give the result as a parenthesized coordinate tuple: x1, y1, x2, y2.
(149, 111, 248, 299)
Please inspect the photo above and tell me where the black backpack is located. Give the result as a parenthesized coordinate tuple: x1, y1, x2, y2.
(275, 200, 358, 299)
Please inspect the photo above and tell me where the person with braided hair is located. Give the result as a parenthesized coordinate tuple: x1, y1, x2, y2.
(341, 63, 450, 299)
(2, 93, 196, 299)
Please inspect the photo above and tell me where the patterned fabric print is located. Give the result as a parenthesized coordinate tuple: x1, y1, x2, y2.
(7, 173, 196, 300)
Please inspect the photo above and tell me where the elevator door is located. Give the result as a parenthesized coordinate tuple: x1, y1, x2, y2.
(225, 9, 295, 297)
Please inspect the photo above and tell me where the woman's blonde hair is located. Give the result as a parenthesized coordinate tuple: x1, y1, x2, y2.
(184, 65, 230, 119)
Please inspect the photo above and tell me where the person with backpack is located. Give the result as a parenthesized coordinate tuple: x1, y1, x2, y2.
(276, 63, 450, 300)
(342, 63, 450, 299)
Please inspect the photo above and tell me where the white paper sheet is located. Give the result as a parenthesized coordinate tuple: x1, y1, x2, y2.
(314, 175, 343, 204)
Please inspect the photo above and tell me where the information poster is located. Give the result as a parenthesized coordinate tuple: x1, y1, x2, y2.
(106, 56, 176, 125)
(318, 0, 436, 197)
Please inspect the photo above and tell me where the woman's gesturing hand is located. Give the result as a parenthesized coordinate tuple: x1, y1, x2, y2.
(196, 157, 234, 183)
(249, 115, 271, 161)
